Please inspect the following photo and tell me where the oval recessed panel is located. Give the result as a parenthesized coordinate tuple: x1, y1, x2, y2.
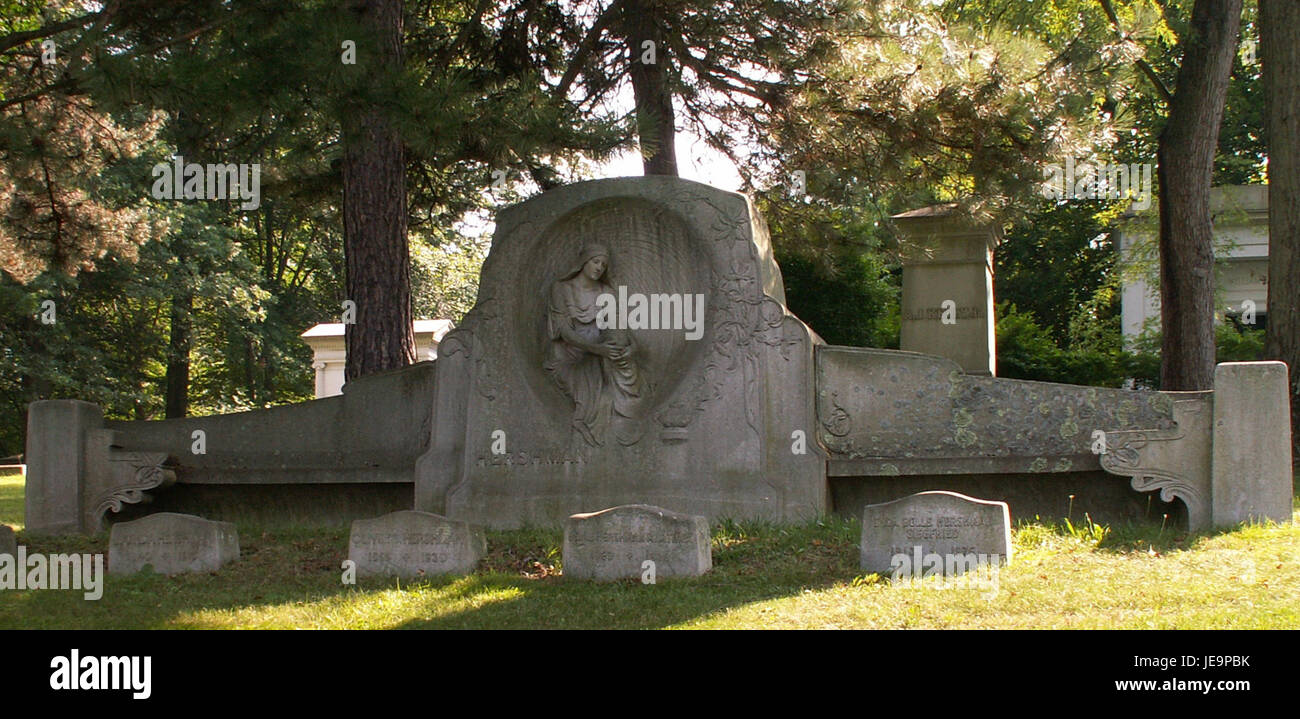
(510, 197, 712, 432)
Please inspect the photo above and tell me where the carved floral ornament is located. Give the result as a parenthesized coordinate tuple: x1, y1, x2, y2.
(90, 451, 176, 531)
(1098, 426, 1210, 529)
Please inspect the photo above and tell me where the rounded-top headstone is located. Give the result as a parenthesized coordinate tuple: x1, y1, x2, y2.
(563, 504, 711, 581)
(348, 511, 486, 577)
(109, 512, 240, 575)
(860, 491, 1011, 575)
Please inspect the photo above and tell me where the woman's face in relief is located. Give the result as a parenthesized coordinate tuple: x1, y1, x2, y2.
(582, 254, 607, 281)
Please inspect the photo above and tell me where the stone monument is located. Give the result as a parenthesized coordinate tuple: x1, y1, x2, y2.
(416, 177, 826, 528)
(894, 205, 999, 376)
(22, 177, 1294, 536)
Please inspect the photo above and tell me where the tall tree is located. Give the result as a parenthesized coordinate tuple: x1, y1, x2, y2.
(621, 0, 677, 175)
(555, 0, 844, 179)
(342, 0, 415, 380)
(1260, 0, 1300, 456)
(1153, 0, 1242, 390)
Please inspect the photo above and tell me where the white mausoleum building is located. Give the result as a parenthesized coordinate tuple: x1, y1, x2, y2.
(1119, 185, 1269, 342)
(300, 320, 454, 398)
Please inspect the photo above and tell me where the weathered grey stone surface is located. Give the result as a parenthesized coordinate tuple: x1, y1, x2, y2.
(84, 434, 175, 533)
(25, 400, 102, 534)
(416, 177, 826, 528)
(23, 362, 441, 535)
(818, 346, 1177, 476)
(861, 491, 1010, 575)
(348, 511, 485, 577)
(564, 504, 710, 581)
(1098, 394, 1214, 531)
(1211, 362, 1294, 526)
(108, 512, 239, 575)
(0, 524, 14, 558)
(894, 206, 999, 376)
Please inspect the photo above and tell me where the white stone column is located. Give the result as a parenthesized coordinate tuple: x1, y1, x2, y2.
(312, 360, 328, 398)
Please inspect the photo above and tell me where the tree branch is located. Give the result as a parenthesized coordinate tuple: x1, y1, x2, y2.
(1099, 0, 1174, 105)
(0, 10, 240, 111)
(0, 11, 102, 54)
(555, 0, 625, 99)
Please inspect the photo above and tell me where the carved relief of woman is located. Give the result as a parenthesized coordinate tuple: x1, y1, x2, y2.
(544, 244, 645, 446)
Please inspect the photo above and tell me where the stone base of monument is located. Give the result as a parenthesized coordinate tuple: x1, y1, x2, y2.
(348, 511, 486, 578)
(563, 504, 711, 581)
(108, 512, 239, 575)
(860, 491, 1011, 577)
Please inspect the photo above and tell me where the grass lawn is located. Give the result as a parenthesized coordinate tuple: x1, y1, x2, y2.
(1, 473, 1297, 629)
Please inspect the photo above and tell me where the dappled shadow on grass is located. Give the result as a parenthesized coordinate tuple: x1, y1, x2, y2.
(0, 525, 357, 629)
(0, 519, 868, 630)
(392, 518, 864, 630)
(1011, 473, 1300, 556)
(10, 505, 1293, 629)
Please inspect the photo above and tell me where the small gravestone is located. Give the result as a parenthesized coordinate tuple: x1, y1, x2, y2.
(0, 524, 14, 557)
(109, 513, 239, 575)
(348, 511, 485, 577)
(861, 491, 1010, 576)
(564, 504, 711, 581)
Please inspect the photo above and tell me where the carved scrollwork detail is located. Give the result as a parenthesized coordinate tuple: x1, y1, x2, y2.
(91, 452, 177, 530)
(822, 392, 851, 437)
(818, 392, 854, 454)
(1125, 471, 1207, 512)
(1099, 425, 1210, 529)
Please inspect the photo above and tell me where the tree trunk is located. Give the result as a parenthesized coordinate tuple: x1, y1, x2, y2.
(342, 0, 415, 381)
(1156, 0, 1242, 390)
(165, 289, 192, 418)
(622, 0, 678, 176)
(165, 115, 201, 418)
(1261, 0, 1300, 459)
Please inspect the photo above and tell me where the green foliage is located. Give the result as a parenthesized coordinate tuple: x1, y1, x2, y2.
(0, 0, 625, 452)
(409, 231, 486, 324)
(1217, 7, 1266, 185)
(775, 249, 898, 348)
(1215, 322, 1266, 363)
(995, 199, 1126, 346)
(1062, 514, 1112, 545)
(996, 300, 1269, 391)
(996, 301, 1126, 387)
(757, 192, 902, 348)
